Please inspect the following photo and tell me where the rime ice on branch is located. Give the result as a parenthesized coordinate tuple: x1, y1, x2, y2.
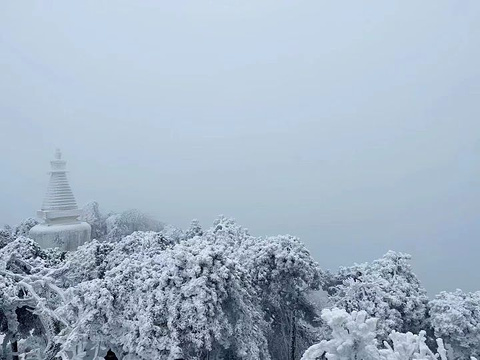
(29, 149, 91, 251)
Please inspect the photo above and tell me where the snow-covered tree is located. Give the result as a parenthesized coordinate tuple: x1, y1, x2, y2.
(429, 289, 480, 359)
(243, 235, 321, 360)
(185, 219, 203, 240)
(0, 237, 68, 359)
(12, 218, 38, 239)
(56, 232, 270, 360)
(159, 224, 185, 244)
(0, 228, 12, 249)
(51, 239, 114, 288)
(48, 217, 321, 360)
(104, 209, 164, 242)
(301, 308, 449, 360)
(322, 251, 430, 342)
(7, 213, 453, 360)
(203, 216, 322, 360)
(80, 201, 107, 240)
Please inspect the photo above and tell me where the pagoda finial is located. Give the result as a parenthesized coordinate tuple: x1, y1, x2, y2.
(55, 148, 62, 160)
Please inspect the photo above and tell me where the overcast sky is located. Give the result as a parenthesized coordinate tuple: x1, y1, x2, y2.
(1, 1, 479, 295)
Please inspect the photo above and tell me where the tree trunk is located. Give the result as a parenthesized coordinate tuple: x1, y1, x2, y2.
(290, 304, 296, 360)
(11, 340, 19, 360)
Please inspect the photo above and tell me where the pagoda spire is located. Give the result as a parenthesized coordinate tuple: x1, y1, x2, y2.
(30, 149, 91, 251)
(41, 149, 78, 212)
(36, 149, 81, 223)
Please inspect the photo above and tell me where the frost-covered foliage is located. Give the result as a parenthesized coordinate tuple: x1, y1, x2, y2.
(12, 217, 38, 239)
(0, 228, 12, 249)
(81, 201, 107, 240)
(301, 308, 449, 360)
(429, 289, 480, 359)
(80, 201, 165, 243)
(322, 251, 430, 342)
(0, 237, 67, 359)
(5, 211, 478, 360)
(160, 223, 185, 244)
(0, 216, 321, 360)
(201, 216, 322, 360)
(58, 237, 270, 360)
(52, 239, 115, 287)
(241, 235, 321, 359)
(185, 219, 203, 240)
(104, 209, 164, 242)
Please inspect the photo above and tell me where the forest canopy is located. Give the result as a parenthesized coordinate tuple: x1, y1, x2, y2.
(0, 202, 478, 360)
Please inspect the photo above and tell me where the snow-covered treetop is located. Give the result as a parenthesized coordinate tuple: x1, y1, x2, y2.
(322, 251, 429, 341)
(429, 289, 480, 359)
(301, 308, 450, 360)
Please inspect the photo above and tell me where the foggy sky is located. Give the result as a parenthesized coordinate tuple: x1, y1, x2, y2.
(1, 1, 479, 295)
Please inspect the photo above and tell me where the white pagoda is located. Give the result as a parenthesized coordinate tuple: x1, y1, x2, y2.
(29, 149, 91, 251)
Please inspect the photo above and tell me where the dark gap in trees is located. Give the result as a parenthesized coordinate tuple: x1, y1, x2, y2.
(105, 349, 118, 360)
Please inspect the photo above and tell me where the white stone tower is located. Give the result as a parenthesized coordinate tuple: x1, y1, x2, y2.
(29, 149, 91, 251)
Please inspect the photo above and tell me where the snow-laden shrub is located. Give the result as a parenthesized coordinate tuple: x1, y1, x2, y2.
(57, 237, 271, 360)
(0, 237, 67, 359)
(0, 228, 12, 249)
(12, 217, 38, 239)
(301, 308, 451, 360)
(429, 289, 480, 359)
(51, 239, 115, 287)
(322, 251, 429, 342)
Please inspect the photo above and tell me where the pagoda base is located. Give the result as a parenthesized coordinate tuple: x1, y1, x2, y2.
(29, 222, 91, 251)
